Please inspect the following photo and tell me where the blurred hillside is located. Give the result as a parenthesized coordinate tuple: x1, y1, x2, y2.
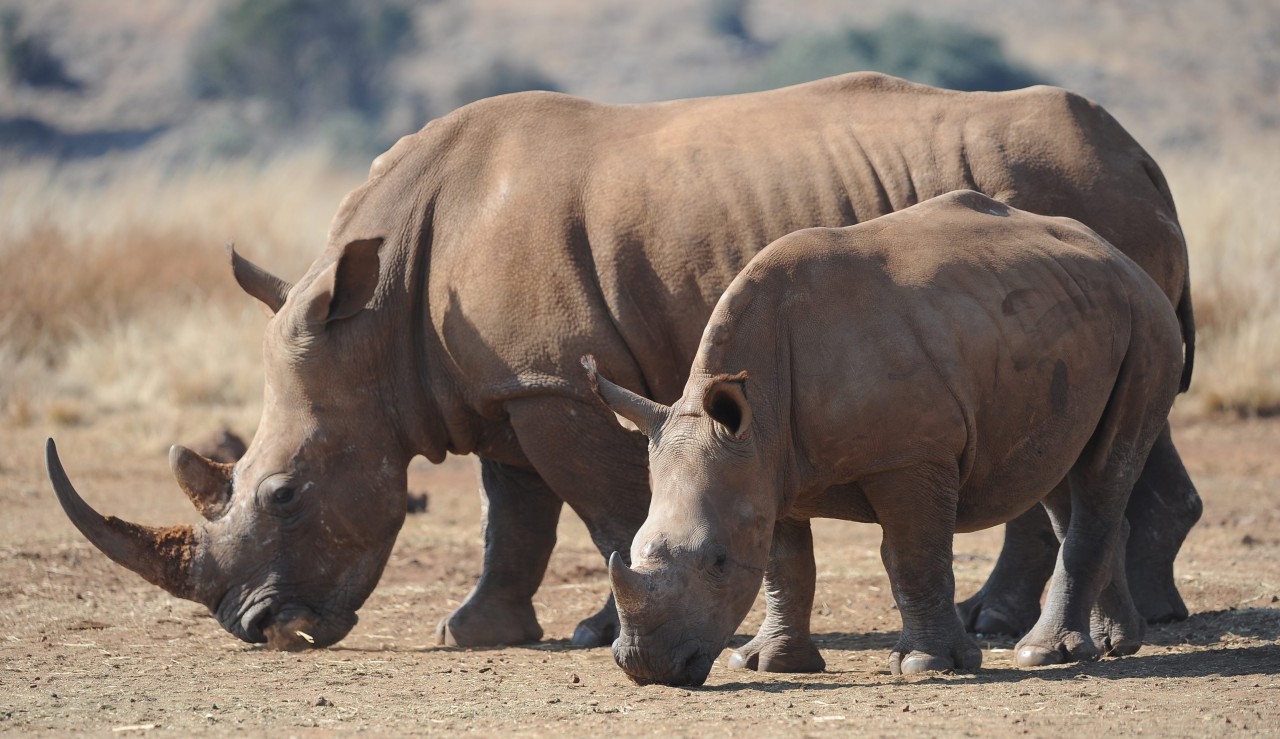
(1, 0, 1276, 166)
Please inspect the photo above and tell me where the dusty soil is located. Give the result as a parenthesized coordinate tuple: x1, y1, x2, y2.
(1, 414, 1278, 736)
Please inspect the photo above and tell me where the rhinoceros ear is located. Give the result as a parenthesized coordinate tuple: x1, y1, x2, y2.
(303, 237, 384, 326)
(702, 372, 751, 438)
(581, 355, 670, 438)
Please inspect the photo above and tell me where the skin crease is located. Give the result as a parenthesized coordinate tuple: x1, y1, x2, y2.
(50, 72, 1196, 652)
(591, 192, 1185, 687)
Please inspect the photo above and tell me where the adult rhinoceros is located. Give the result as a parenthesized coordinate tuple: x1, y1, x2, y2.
(47, 72, 1198, 656)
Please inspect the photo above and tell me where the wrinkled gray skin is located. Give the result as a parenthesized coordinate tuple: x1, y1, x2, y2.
(47, 73, 1197, 652)
(590, 192, 1187, 686)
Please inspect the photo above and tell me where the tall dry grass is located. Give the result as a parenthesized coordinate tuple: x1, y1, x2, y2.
(1166, 140, 1280, 416)
(0, 153, 363, 449)
(0, 142, 1276, 456)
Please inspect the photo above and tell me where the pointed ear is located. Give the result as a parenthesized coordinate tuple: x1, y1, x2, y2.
(702, 372, 751, 438)
(303, 237, 384, 326)
(580, 355, 670, 438)
(227, 243, 293, 314)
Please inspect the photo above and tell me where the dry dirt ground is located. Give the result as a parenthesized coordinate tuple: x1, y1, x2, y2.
(1, 414, 1278, 736)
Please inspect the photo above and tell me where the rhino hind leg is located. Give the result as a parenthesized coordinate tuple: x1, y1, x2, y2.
(1090, 519, 1145, 658)
(437, 459, 559, 648)
(728, 518, 826, 673)
(961, 423, 1198, 636)
(1016, 465, 1146, 666)
(1123, 423, 1199, 624)
(956, 506, 1059, 637)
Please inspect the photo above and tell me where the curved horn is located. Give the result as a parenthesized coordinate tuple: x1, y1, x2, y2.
(228, 242, 292, 314)
(47, 439, 208, 605)
(608, 551, 648, 615)
(581, 355, 671, 437)
(169, 445, 233, 521)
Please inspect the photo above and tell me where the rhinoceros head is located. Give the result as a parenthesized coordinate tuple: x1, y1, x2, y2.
(583, 356, 778, 686)
(49, 237, 418, 650)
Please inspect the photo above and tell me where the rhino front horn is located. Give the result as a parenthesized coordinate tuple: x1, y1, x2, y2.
(608, 551, 648, 614)
(46, 439, 208, 606)
(169, 444, 232, 520)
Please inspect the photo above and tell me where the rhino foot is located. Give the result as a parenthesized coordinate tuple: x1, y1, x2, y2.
(1014, 630, 1102, 667)
(570, 603, 619, 648)
(728, 632, 825, 673)
(1128, 567, 1190, 624)
(956, 587, 1042, 638)
(436, 601, 543, 648)
(1091, 598, 1145, 658)
(888, 635, 982, 676)
(1091, 620, 1143, 658)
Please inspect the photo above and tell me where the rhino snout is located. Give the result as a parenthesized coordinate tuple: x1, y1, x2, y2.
(219, 594, 356, 650)
(612, 637, 717, 687)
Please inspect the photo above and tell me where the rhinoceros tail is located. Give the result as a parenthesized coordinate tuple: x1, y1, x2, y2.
(1176, 278, 1195, 393)
(1140, 155, 1194, 393)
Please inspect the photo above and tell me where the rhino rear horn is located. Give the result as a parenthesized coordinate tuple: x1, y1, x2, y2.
(581, 355, 671, 438)
(46, 439, 209, 605)
(169, 444, 233, 520)
(609, 551, 648, 615)
(228, 243, 293, 314)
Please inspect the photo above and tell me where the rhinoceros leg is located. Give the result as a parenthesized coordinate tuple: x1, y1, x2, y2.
(507, 396, 652, 648)
(1015, 475, 1143, 666)
(1091, 517, 1145, 657)
(436, 459, 560, 647)
(956, 506, 1058, 636)
(1124, 423, 1199, 623)
(728, 518, 826, 673)
(866, 466, 983, 676)
(959, 424, 1198, 634)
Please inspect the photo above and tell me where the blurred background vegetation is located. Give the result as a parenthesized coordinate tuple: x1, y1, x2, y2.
(0, 0, 1277, 446)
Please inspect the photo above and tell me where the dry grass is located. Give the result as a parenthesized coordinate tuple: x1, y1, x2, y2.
(0, 153, 362, 447)
(1167, 140, 1280, 416)
(1, 141, 1277, 452)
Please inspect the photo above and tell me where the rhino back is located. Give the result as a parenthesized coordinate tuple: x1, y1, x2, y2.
(352, 74, 1182, 418)
(700, 193, 1172, 526)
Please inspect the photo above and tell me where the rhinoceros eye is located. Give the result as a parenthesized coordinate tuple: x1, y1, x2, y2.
(258, 475, 303, 514)
(272, 486, 296, 506)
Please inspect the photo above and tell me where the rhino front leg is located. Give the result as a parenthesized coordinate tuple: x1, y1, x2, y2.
(728, 518, 826, 673)
(867, 466, 982, 675)
(437, 459, 561, 647)
(507, 396, 652, 648)
(956, 505, 1058, 636)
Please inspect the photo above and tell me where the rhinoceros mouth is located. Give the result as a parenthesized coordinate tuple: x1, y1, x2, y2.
(612, 636, 719, 687)
(215, 590, 357, 649)
(214, 591, 269, 643)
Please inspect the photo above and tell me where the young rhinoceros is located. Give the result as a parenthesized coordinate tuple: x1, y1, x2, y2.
(584, 190, 1185, 687)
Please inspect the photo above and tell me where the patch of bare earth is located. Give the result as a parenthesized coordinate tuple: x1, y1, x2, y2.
(0, 415, 1277, 735)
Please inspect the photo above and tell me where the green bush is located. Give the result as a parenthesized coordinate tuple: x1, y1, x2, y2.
(707, 0, 752, 43)
(189, 0, 413, 125)
(753, 12, 1043, 92)
(1, 10, 81, 91)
